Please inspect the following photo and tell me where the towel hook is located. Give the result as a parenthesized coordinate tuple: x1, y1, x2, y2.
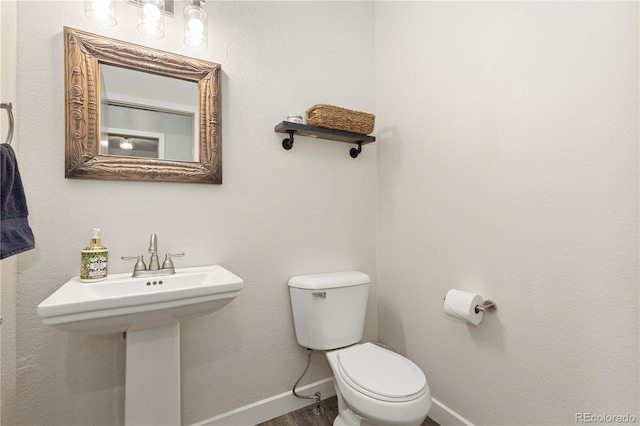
(1, 102, 14, 145)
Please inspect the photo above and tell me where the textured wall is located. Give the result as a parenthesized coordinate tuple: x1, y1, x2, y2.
(12, 2, 639, 426)
(14, 2, 376, 425)
(375, 2, 639, 425)
(1, 1, 18, 424)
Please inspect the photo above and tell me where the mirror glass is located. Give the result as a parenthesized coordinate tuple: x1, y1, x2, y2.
(64, 27, 222, 184)
(99, 65, 198, 161)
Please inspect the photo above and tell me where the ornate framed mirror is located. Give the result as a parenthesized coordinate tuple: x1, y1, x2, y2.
(64, 27, 221, 184)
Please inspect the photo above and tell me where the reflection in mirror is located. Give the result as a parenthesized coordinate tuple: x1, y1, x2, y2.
(64, 27, 222, 184)
(99, 65, 198, 161)
(107, 133, 161, 158)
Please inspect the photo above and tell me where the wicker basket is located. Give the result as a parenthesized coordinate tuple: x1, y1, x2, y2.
(305, 104, 375, 135)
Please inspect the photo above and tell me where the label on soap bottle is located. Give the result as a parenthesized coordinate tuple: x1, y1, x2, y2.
(81, 249, 108, 282)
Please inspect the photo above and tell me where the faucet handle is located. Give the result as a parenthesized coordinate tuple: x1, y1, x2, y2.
(162, 252, 184, 269)
(121, 255, 147, 271)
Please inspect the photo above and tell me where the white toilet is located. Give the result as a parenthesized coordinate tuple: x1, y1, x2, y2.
(288, 271, 431, 426)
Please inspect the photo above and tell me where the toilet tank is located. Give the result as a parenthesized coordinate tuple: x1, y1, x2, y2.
(288, 271, 370, 350)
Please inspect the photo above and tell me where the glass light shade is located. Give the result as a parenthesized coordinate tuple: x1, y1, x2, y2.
(119, 138, 134, 150)
(137, 0, 165, 39)
(85, 0, 117, 27)
(184, 2, 208, 49)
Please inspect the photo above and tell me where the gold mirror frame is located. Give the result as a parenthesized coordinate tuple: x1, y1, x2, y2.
(64, 27, 222, 184)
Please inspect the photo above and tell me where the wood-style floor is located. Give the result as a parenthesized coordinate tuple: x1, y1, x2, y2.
(256, 396, 439, 426)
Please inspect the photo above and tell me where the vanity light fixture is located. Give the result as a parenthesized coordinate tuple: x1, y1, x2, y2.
(184, 0, 208, 49)
(86, 1, 201, 46)
(84, 0, 117, 27)
(137, 0, 165, 38)
(129, 0, 174, 16)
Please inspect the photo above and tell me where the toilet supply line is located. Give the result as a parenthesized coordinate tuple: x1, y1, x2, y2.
(292, 349, 325, 416)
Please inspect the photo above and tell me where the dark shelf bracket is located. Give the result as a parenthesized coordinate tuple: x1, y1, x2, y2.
(350, 142, 363, 159)
(275, 121, 375, 158)
(282, 130, 295, 150)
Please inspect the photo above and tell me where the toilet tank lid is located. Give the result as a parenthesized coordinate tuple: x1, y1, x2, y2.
(288, 271, 370, 290)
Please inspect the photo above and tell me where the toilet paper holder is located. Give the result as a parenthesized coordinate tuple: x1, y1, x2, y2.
(474, 300, 497, 314)
(443, 296, 498, 314)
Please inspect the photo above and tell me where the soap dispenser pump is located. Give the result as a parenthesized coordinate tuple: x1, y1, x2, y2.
(81, 228, 108, 282)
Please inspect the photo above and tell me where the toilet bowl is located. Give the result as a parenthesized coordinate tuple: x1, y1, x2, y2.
(326, 343, 431, 426)
(288, 271, 432, 426)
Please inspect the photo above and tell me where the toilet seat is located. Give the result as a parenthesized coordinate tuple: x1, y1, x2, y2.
(336, 343, 427, 403)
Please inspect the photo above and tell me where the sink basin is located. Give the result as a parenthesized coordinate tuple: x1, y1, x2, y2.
(37, 265, 243, 335)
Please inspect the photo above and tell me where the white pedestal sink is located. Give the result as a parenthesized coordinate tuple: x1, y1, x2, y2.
(37, 265, 243, 425)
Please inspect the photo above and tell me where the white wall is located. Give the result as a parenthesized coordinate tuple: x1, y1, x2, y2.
(0, 1, 18, 424)
(13, 1, 376, 425)
(375, 2, 639, 425)
(8, 1, 639, 425)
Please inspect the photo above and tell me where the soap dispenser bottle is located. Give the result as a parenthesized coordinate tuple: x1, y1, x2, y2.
(81, 228, 108, 282)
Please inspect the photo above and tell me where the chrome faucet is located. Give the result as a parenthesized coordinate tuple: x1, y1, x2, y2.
(122, 233, 184, 278)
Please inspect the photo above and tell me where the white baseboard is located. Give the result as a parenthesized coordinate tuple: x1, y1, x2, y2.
(191, 378, 336, 426)
(428, 397, 474, 426)
(190, 380, 472, 426)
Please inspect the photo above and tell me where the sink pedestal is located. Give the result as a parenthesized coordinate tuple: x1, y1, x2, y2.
(125, 320, 181, 426)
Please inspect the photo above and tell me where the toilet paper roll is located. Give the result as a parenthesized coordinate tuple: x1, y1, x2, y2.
(444, 289, 484, 325)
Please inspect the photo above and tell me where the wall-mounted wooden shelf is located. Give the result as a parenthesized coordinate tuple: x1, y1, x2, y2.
(275, 121, 375, 158)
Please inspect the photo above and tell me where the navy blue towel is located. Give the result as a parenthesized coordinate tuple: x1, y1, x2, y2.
(1, 143, 35, 259)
